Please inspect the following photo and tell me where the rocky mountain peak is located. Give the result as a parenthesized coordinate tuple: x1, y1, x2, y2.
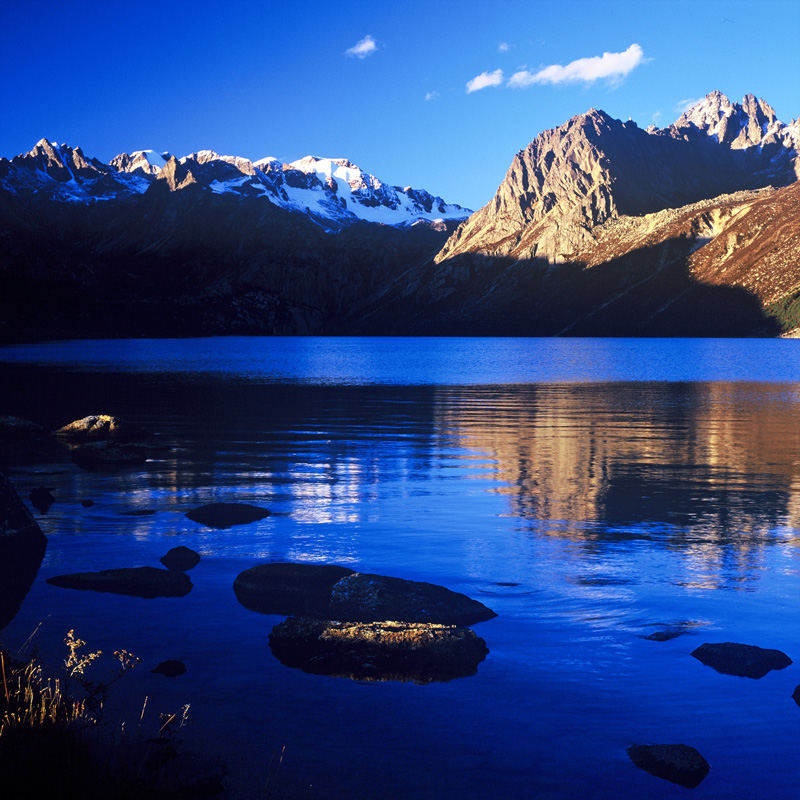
(437, 92, 797, 266)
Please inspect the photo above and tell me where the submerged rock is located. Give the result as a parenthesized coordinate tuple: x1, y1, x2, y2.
(71, 441, 150, 469)
(53, 414, 152, 441)
(0, 472, 48, 630)
(47, 566, 192, 598)
(329, 572, 497, 626)
(186, 502, 271, 528)
(0, 415, 46, 440)
(151, 659, 187, 677)
(793, 685, 800, 707)
(627, 744, 710, 789)
(234, 562, 355, 616)
(160, 546, 201, 572)
(642, 630, 685, 642)
(691, 641, 792, 679)
(269, 617, 489, 683)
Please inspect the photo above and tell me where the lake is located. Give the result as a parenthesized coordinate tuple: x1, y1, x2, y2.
(1, 337, 798, 798)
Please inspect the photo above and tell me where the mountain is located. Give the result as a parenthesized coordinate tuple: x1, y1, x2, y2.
(356, 92, 800, 336)
(1, 92, 798, 340)
(0, 141, 469, 230)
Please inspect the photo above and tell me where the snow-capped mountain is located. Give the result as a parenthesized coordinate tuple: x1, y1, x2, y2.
(0, 140, 471, 229)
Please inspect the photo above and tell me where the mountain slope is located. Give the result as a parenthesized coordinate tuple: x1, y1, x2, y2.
(354, 92, 799, 336)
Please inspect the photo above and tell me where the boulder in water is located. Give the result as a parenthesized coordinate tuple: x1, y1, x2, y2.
(269, 617, 489, 683)
(691, 641, 792, 679)
(160, 546, 201, 572)
(627, 744, 710, 788)
(186, 502, 271, 528)
(234, 562, 355, 616)
(47, 566, 192, 598)
(53, 414, 152, 441)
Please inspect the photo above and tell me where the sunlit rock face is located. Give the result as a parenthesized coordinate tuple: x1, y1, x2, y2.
(437, 92, 799, 266)
(268, 617, 489, 683)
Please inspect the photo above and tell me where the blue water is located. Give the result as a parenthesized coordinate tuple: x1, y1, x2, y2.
(1, 337, 799, 799)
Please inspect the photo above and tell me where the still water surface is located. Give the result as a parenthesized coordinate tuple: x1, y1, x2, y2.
(1, 337, 798, 798)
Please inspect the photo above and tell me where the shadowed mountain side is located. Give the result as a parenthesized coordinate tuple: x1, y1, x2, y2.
(0, 188, 457, 342)
(354, 238, 780, 337)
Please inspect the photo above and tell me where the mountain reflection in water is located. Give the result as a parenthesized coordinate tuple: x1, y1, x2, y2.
(1, 341, 799, 800)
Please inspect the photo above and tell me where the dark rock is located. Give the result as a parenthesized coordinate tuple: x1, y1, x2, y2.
(642, 629, 684, 642)
(234, 562, 355, 616)
(53, 414, 152, 441)
(691, 641, 792, 679)
(70, 441, 150, 469)
(151, 659, 187, 677)
(793, 685, 800, 707)
(269, 617, 489, 683)
(627, 744, 710, 788)
(0, 472, 48, 630)
(81, 499, 95, 507)
(121, 509, 156, 516)
(329, 572, 497, 626)
(160, 546, 201, 572)
(186, 502, 271, 528)
(0, 415, 46, 440)
(47, 566, 192, 598)
(29, 487, 55, 512)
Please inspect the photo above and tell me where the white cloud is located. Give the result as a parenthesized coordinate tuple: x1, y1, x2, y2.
(424, 91, 440, 101)
(652, 110, 662, 125)
(466, 68, 504, 94)
(674, 97, 703, 114)
(498, 42, 510, 53)
(508, 43, 646, 88)
(345, 35, 377, 59)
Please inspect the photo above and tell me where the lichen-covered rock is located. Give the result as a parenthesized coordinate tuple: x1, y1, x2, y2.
(0, 415, 46, 440)
(627, 744, 710, 789)
(186, 502, 271, 528)
(47, 566, 192, 598)
(0, 472, 47, 630)
(70, 441, 150, 469)
(269, 617, 489, 683)
(53, 414, 152, 441)
(160, 546, 201, 572)
(329, 572, 497, 626)
(691, 641, 792, 679)
(234, 562, 355, 616)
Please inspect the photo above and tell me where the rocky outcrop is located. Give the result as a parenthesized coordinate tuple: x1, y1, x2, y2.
(160, 546, 201, 572)
(437, 92, 798, 267)
(186, 502, 271, 528)
(46, 566, 192, 598)
(627, 744, 710, 789)
(691, 641, 792, 678)
(0, 473, 47, 630)
(53, 415, 152, 441)
(329, 572, 497, 626)
(268, 617, 489, 683)
(234, 563, 355, 616)
(233, 562, 496, 625)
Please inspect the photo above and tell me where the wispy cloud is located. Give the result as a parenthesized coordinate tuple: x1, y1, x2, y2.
(508, 43, 646, 88)
(345, 35, 377, 59)
(498, 42, 510, 53)
(424, 91, 440, 101)
(652, 110, 662, 125)
(466, 68, 504, 94)
(674, 97, 703, 114)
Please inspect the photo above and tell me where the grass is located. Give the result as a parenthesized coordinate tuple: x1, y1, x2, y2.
(1, 631, 220, 800)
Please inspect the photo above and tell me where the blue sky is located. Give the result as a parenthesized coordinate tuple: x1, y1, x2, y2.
(2, 0, 798, 210)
